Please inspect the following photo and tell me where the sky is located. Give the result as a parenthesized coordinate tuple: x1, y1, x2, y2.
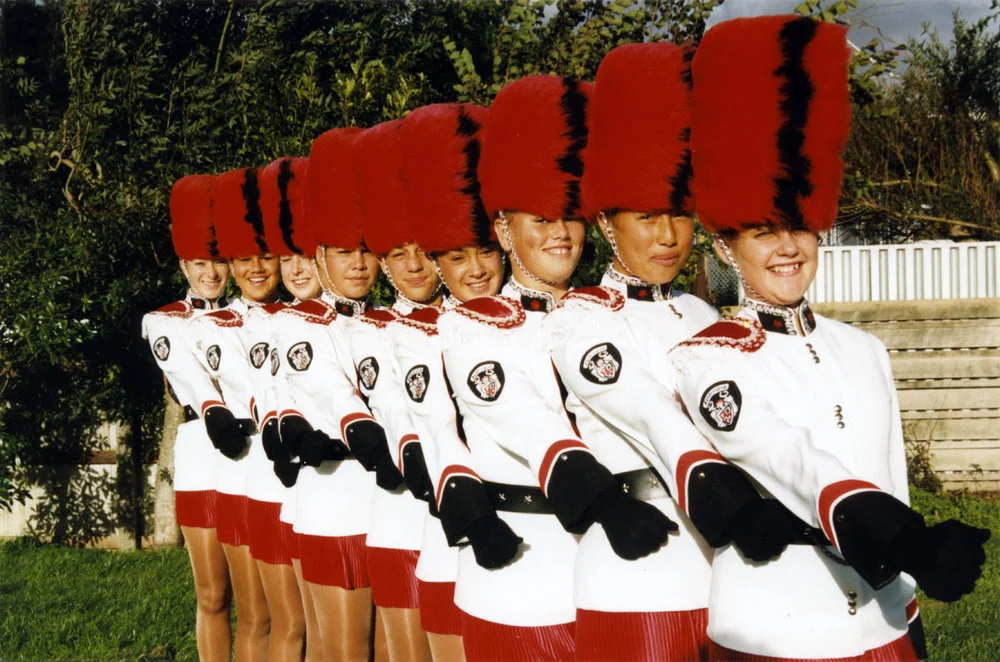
(705, 0, 998, 49)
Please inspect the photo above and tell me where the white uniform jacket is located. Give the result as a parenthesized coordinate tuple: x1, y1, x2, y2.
(343, 300, 427, 551)
(670, 299, 918, 658)
(271, 294, 376, 537)
(142, 294, 226, 493)
(436, 280, 582, 627)
(543, 272, 719, 613)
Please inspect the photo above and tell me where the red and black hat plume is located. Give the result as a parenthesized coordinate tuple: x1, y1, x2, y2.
(213, 167, 268, 259)
(691, 15, 851, 234)
(259, 157, 315, 256)
(478, 75, 594, 221)
(354, 120, 413, 256)
(170, 174, 218, 260)
(307, 126, 365, 250)
(583, 42, 695, 218)
(402, 103, 492, 253)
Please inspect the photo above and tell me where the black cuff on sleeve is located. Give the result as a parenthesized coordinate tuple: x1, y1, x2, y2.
(546, 450, 618, 535)
(438, 475, 497, 546)
(834, 490, 921, 589)
(687, 462, 761, 547)
(343, 419, 388, 471)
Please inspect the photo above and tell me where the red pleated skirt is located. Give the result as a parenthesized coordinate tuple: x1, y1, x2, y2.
(460, 610, 575, 662)
(299, 533, 370, 589)
(576, 608, 708, 662)
(283, 522, 301, 561)
(707, 633, 918, 662)
(417, 579, 462, 635)
(247, 499, 291, 566)
(215, 492, 250, 547)
(368, 546, 420, 609)
(175, 489, 217, 529)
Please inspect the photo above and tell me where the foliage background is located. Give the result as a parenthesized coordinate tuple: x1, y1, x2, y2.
(1, 0, 998, 543)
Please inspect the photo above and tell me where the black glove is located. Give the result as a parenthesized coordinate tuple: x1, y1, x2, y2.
(586, 487, 677, 560)
(726, 498, 805, 563)
(401, 442, 434, 503)
(279, 414, 313, 458)
(464, 515, 523, 569)
(890, 518, 990, 602)
(273, 456, 301, 488)
(261, 416, 282, 462)
(343, 419, 403, 491)
(203, 405, 249, 459)
(298, 429, 350, 467)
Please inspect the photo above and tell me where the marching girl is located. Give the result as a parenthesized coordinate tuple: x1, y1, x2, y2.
(434, 75, 670, 662)
(243, 157, 317, 661)
(668, 16, 990, 661)
(388, 102, 505, 662)
(270, 125, 384, 662)
(143, 175, 232, 661)
(193, 166, 281, 662)
(350, 119, 442, 662)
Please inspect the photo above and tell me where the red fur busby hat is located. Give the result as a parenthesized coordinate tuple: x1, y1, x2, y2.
(401, 103, 493, 253)
(213, 167, 268, 259)
(583, 42, 695, 218)
(259, 157, 315, 256)
(169, 174, 218, 260)
(690, 15, 851, 234)
(478, 75, 594, 221)
(307, 126, 365, 250)
(354, 120, 413, 256)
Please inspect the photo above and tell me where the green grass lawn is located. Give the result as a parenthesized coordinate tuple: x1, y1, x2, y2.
(0, 488, 997, 661)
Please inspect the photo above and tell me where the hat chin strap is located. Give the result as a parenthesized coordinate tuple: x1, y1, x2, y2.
(379, 258, 443, 307)
(498, 211, 562, 288)
(314, 245, 349, 300)
(715, 234, 766, 303)
(599, 212, 640, 279)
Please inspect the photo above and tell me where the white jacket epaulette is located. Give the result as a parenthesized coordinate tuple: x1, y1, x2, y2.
(270, 296, 375, 538)
(670, 305, 916, 658)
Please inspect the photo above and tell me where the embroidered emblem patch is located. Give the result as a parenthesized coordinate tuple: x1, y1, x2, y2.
(700, 381, 742, 431)
(269, 348, 279, 376)
(205, 345, 221, 371)
(405, 365, 430, 403)
(467, 361, 505, 402)
(579, 342, 622, 385)
(287, 341, 313, 372)
(358, 357, 380, 391)
(153, 336, 170, 361)
(250, 342, 269, 369)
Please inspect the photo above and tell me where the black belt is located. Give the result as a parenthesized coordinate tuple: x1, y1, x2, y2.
(787, 522, 850, 565)
(183, 405, 198, 423)
(483, 481, 554, 515)
(615, 468, 670, 501)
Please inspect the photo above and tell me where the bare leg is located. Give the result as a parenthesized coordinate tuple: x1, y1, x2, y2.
(257, 560, 305, 662)
(182, 526, 233, 662)
(427, 633, 465, 662)
(378, 607, 432, 662)
(292, 560, 321, 662)
(223, 543, 270, 662)
(307, 583, 374, 662)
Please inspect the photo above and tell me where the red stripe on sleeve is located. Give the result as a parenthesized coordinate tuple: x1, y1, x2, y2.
(906, 595, 919, 623)
(201, 400, 225, 416)
(339, 411, 376, 442)
(437, 464, 482, 507)
(675, 449, 726, 514)
(817, 479, 880, 549)
(398, 434, 420, 471)
(278, 409, 304, 420)
(538, 439, 590, 495)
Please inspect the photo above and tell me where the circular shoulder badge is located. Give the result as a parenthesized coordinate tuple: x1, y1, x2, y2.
(467, 361, 505, 402)
(269, 348, 280, 376)
(579, 342, 622, 385)
(357, 357, 380, 391)
(250, 342, 269, 369)
(287, 341, 314, 372)
(153, 336, 170, 361)
(205, 344, 221, 371)
(405, 365, 430, 403)
(699, 380, 742, 432)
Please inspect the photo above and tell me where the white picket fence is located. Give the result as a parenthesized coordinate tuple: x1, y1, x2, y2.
(807, 241, 1000, 304)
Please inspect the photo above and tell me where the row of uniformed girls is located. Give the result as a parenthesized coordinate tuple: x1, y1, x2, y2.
(145, 14, 990, 662)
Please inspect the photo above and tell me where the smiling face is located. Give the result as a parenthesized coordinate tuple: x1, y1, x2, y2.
(435, 244, 505, 302)
(494, 211, 585, 292)
(717, 225, 819, 306)
(180, 258, 229, 301)
(230, 254, 280, 303)
(279, 253, 321, 301)
(316, 245, 379, 300)
(381, 242, 442, 304)
(603, 211, 695, 285)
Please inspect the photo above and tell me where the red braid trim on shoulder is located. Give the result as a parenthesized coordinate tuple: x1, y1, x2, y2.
(263, 302, 288, 315)
(358, 308, 400, 329)
(452, 296, 526, 329)
(154, 301, 193, 318)
(555, 286, 625, 312)
(678, 317, 766, 353)
(203, 309, 243, 327)
(396, 307, 441, 336)
(280, 299, 336, 325)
